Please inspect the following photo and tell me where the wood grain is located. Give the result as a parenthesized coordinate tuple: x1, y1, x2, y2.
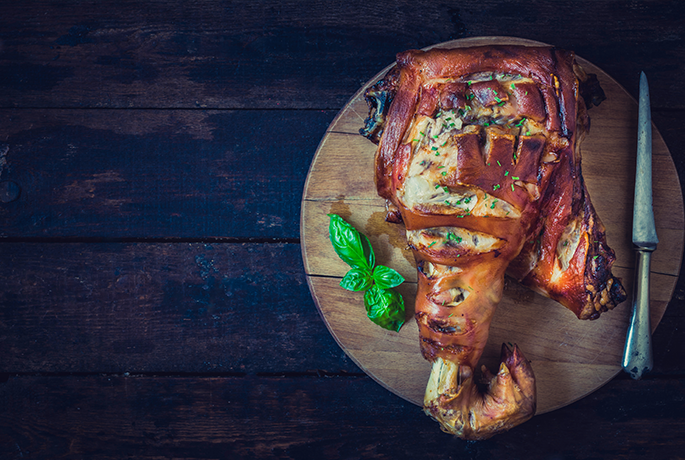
(0, 1, 683, 110)
(0, 109, 334, 239)
(301, 37, 684, 414)
(0, 243, 360, 375)
(2, 374, 685, 459)
(1, 241, 682, 377)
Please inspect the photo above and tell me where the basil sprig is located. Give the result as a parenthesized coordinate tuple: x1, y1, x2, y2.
(328, 214, 405, 332)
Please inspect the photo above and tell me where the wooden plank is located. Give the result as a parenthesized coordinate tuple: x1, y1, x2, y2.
(0, 243, 360, 375)
(1, 106, 679, 243)
(3, 241, 680, 380)
(0, 1, 683, 110)
(1, 374, 684, 459)
(0, 109, 335, 239)
(1, 240, 681, 378)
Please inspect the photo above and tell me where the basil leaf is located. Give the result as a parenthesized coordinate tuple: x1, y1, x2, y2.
(340, 267, 373, 292)
(363, 285, 405, 332)
(327, 214, 375, 269)
(327, 214, 405, 332)
(372, 265, 405, 290)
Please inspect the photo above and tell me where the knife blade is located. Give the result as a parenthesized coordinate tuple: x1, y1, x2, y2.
(622, 71, 657, 380)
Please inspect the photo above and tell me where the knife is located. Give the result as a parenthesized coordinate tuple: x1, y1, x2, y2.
(622, 71, 657, 380)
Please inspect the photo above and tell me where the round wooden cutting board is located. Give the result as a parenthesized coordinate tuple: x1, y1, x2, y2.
(300, 37, 684, 415)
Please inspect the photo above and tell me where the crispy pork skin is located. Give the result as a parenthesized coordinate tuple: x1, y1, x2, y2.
(361, 45, 626, 439)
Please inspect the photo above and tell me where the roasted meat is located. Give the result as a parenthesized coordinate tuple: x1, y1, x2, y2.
(361, 45, 626, 439)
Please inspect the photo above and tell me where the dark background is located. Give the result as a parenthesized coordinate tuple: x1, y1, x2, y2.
(1, 1, 684, 459)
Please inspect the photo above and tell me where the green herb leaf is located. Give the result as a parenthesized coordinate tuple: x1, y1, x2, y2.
(327, 214, 374, 270)
(363, 285, 405, 332)
(327, 214, 405, 332)
(372, 265, 405, 290)
(340, 267, 373, 292)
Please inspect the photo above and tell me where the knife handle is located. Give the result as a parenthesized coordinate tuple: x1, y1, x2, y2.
(622, 249, 654, 379)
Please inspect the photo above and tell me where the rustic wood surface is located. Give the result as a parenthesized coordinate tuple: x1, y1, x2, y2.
(1, 1, 685, 459)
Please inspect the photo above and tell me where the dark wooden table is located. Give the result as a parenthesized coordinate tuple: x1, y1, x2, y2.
(1, 2, 684, 459)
